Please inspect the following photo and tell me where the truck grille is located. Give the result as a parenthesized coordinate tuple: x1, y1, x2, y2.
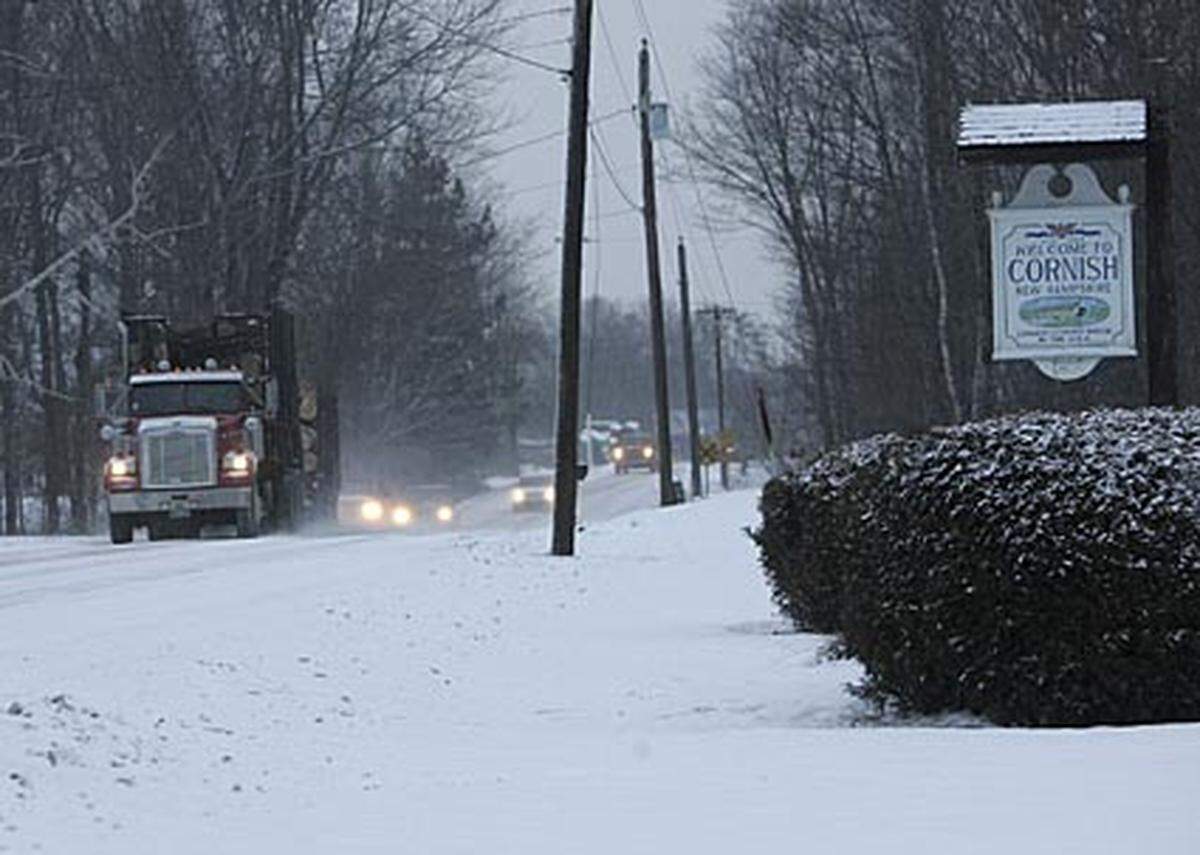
(141, 429, 216, 488)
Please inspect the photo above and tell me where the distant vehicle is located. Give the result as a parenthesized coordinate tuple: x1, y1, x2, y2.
(510, 473, 555, 512)
(580, 418, 622, 443)
(578, 418, 632, 460)
(340, 484, 458, 530)
(611, 431, 657, 474)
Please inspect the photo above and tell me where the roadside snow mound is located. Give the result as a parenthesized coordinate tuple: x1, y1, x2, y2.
(755, 408, 1200, 726)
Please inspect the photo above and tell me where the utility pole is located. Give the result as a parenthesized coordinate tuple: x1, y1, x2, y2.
(638, 38, 677, 507)
(699, 306, 730, 490)
(677, 239, 702, 500)
(551, 0, 594, 557)
(1146, 63, 1177, 407)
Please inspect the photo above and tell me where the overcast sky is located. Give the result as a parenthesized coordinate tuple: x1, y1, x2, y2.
(474, 0, 782, 323)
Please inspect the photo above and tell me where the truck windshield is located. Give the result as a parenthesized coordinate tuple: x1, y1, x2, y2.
(130, 382, 245, 416)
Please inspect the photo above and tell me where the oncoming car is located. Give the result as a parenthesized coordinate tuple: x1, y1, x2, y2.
(339, 484, 458, 530)
(510, 474, 554, 512)
(610, 431, 657, 474)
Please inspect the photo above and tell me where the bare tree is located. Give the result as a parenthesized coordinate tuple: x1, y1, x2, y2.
(692, 0, 1199, 453)
(0, 0, 543, 532)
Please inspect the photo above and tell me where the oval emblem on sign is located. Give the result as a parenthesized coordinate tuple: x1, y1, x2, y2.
(1018, 295, 1110, 329)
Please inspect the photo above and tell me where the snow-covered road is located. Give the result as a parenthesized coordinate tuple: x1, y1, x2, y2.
(1, 490, 1197, 853)
(454, 466, 670, 531)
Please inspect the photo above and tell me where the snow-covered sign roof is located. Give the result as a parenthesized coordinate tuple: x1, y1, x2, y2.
(130, 370, 244, 385)
(958, 100, 1146, 150)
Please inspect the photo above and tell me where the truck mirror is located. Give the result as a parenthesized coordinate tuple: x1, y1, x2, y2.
(99, 424, 117, 442)
(576, 463, 589, 482)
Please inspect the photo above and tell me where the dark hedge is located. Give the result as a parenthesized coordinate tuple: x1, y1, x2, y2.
(754, 408, 1200, 726)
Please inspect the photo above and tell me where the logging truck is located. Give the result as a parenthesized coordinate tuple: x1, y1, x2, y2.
(100, 309, 317, 544)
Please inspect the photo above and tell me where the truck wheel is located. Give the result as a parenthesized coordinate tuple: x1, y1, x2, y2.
(109, 515, 134, 545)
(147, 522, 166, 541)
(236, 507, 260, 539)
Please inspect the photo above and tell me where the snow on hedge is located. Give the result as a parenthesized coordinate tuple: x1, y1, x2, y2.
(756, 408, 1200, 726)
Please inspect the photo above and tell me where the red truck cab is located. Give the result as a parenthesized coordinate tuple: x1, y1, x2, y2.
(104, 368, 265, 543)
(101, 311, 313, 545)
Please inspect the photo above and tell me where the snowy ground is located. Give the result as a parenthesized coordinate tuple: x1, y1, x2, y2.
(1, 486, 1197, 853)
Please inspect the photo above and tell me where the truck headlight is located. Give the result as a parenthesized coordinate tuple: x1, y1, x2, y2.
(108, 455, 135, 477)
(392, 505, 413, 526)
(542, 486, 555, 503)
(360, 499, 384, 522)
(642, 446, 654, 459)
(511, 488, 527, 503)
(436, 505, 454, 523)
(612, 448, 625, 460)
(221, 449, 254, 476)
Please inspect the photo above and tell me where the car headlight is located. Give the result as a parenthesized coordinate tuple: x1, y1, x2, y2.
(642, 446, 654, 459)
(360, 499, 384, 522)
(542, 486, 555, 503)
(612, 448, 625, 460)
(511, 488, 527, 503)
(392, 505, 413, 526)
(436, 505, 454, 523)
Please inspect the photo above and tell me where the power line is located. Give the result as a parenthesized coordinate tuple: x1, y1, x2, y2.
(6, 5, 571, 102)
(631, 0, 738, 310)
(459, 106, 628, 168)
(460, 126, 566, 167)
(595, 206, 640, 221)
(509, 37, 574, 51)
(674, 142, 738, 309)
(597, 0, 636, 111)
(585, 152, 603, 415)
(645, 96, 718, 306)
(633, 1, 768, 461)
(588, 122, 641, 212)
(506, 159, 637, 196)
(658, 149, 716, 306)
(497, 6, 574, 25)
(404, 4, 571, 76)
(631, 0, 652, 36)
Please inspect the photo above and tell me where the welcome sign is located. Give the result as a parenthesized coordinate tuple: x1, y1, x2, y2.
(988, 164, 1135, 378)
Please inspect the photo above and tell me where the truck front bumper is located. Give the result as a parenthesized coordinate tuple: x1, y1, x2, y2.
(108, 486, 253, 516)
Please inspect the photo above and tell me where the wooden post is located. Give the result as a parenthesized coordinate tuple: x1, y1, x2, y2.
(712, 306, 729, 490)
(677, 239, 702, 499)
(696, 305, 730, 489)
(551, 0, 594, 556)
(1146, 90, 1177, 407)
(638, 39, 677, 507)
